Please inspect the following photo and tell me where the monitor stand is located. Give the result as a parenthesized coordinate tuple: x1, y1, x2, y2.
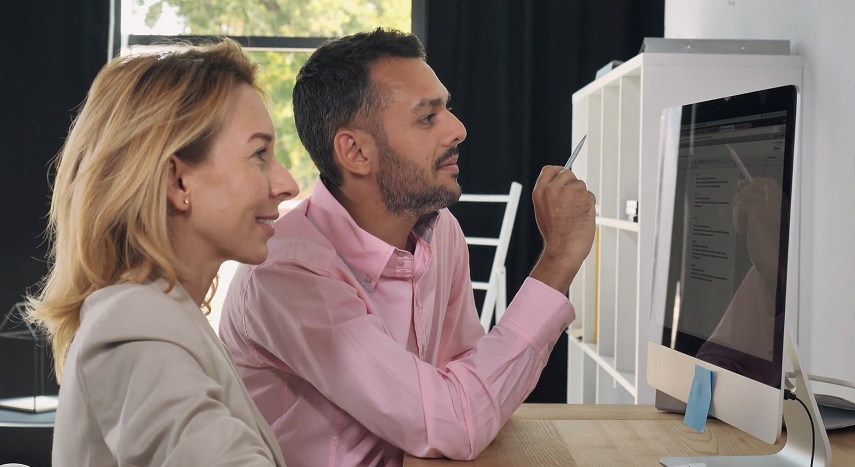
(660, 331, 832, 467)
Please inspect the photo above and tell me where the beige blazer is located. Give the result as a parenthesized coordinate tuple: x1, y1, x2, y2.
(53, 279, 285, 466)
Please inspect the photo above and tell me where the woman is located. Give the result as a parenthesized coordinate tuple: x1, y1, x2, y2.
(26, 39, 297, 465)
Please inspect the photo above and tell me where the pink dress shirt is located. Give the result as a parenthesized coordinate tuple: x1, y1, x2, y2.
(219, 180, 575, 467)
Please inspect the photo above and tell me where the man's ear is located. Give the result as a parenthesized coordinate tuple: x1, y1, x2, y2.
(333, 128, 374, 177)
(166, 155, 191, 213)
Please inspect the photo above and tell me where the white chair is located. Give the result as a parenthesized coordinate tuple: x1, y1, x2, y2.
(457, 182, 523, 332)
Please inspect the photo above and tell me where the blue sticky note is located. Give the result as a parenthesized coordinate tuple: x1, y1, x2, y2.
(684, 364, 715, 432)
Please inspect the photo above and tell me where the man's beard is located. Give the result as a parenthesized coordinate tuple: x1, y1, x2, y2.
(376, 139, 461, 218)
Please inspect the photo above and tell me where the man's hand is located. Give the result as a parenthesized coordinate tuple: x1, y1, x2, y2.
(529, 166, 596, 293)
(732, 177, 784, 288)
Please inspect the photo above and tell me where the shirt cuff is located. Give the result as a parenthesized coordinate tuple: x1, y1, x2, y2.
(496, 277, 575, 354)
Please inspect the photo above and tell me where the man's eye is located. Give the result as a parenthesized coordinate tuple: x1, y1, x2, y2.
(421, 114, 436, 124)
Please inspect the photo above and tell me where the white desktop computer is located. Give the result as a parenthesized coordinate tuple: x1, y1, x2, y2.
(646, 85, 831, 466)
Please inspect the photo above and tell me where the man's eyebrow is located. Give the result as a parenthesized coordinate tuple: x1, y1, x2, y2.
(411, 94, 451, 113)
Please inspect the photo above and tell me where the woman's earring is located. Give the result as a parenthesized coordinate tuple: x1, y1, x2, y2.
(183, 198, 189, 205)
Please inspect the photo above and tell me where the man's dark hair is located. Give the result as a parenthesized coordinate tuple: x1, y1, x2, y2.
(293, 27, 426, 186)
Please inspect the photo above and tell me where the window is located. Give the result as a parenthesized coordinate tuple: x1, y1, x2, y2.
(112, 0, 424, 201)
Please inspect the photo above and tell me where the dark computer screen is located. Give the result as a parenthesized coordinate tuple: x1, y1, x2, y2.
(660, 85, 798, 388)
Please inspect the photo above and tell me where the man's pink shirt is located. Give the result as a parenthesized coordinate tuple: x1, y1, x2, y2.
(219, 181, 575, 467)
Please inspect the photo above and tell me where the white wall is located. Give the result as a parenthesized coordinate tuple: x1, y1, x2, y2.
(666, 0, 855, 392)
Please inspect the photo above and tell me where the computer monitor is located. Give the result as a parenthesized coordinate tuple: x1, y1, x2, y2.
(647, 85, 829, 466)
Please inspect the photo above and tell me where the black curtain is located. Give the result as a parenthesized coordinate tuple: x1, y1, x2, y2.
(1, 1, 108, 464)
(1, 1, 109, 312)
(425, 0, 663, 402)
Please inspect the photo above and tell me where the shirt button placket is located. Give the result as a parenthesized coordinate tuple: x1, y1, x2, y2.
(413, 289, 426, 360)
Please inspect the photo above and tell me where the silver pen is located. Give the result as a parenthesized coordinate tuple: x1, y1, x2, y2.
(564, 135, 587, 170)
(726, 143, 753, 182)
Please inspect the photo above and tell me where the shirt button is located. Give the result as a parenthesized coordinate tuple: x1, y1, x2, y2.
(397, 260, 404, 267)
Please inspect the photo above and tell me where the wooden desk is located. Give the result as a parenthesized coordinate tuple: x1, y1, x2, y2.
(404, 404, 855, 466)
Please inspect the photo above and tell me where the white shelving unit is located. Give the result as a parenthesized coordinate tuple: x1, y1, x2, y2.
(566, 51, 803, 405)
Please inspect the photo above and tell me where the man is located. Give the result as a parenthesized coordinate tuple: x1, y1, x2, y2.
(219, 28, 595, 467)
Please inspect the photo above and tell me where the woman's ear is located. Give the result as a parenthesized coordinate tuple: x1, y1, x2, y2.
(166, 155, 191, 213)
(333, 128, 373, 177)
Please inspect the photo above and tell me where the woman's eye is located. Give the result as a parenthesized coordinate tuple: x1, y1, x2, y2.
(253, 148, 267, 161)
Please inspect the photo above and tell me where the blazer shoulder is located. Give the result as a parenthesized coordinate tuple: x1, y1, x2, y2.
(78, 282, 205, 348)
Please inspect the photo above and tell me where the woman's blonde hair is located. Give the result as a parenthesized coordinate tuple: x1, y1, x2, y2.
(27, 38, 262, 381)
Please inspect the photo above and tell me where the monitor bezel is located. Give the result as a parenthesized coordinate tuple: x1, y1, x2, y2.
(647, 85, 800, 445)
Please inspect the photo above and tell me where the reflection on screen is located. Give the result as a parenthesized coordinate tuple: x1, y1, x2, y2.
(662, 108, 792, 388)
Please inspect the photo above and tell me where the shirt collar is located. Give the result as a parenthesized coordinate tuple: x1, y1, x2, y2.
(305, 178, 439, 290)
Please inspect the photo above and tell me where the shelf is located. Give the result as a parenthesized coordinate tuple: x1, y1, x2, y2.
(595, 216, 639, 232)
(567, 337, 637, 398)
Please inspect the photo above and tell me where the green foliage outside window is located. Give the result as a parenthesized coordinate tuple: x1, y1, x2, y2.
(133, 0, 411, 195)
